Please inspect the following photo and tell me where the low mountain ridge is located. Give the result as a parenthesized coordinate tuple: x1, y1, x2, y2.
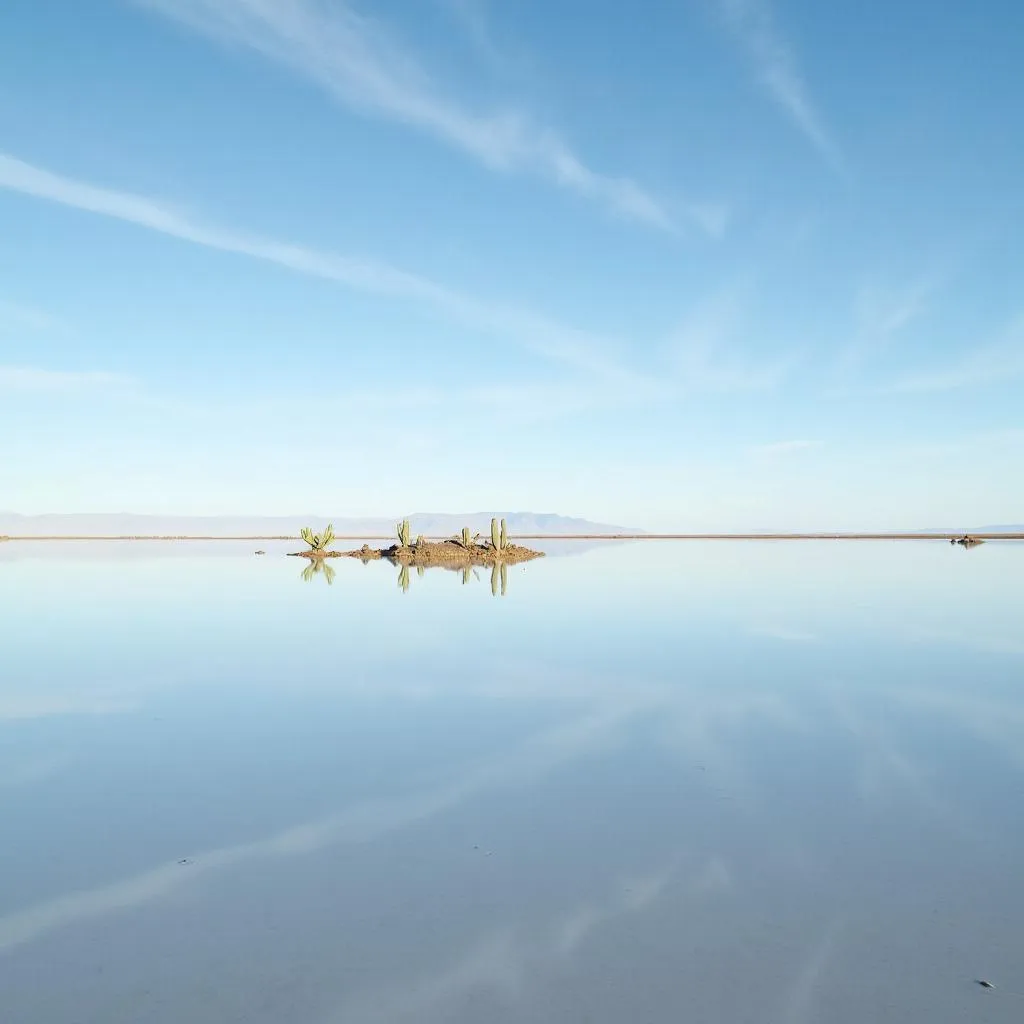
(0, 511, 641, 537)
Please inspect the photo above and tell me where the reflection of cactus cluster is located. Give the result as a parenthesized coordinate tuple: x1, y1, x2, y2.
(301, 559, 336, 584)
(396, 519, 411, 548)
(300, 523, 335, 552)
(489, 562, 508, 597)
(490, 518, 509, 552)
(398, 565, 411, 592)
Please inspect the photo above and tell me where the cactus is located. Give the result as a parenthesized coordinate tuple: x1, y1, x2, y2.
(450, 528, 477, 552)
(489, 517, 510, 552)
(300, 523, 334, 552)
(500, 562, 508, 597)
(415, 534, 425, 547)
(398, 565, 410, 592)
(490, 563, 500, 596)
(416, 565, 425, 577)
(461, 566, 472, 585)
(396, 519, 411, 548)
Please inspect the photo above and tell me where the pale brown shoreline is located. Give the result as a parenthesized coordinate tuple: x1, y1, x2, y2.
(1, 533, 1021, 542)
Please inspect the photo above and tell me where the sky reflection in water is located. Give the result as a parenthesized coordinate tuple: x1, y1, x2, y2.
(1, 540, 1022, 1022)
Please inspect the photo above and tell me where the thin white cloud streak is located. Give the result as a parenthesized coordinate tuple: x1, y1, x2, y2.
(0, 695, 135, 721)
(326, 855, 726, 1024)
(135, 0, 719, 232)
(0, 300, 62, 333)
(781, 918, 843, 1024)
(882, 323, 1024, 394)
(665, 289, 798, 392)
(749, 439, 821, 456)
(0, 151, 659, 392)
(1, 151, 782, 411)
(0, 365, 133, 394)
(0, 706, 634, 954)
(859, 279, 937, 338)
(714, 0, 839, 167)
(830, 276, 944, 386)
(749, 625, 817, 643)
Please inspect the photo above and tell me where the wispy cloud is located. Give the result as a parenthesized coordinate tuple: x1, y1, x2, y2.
(665, 289, 798, 392)
(856, 279, 937, 338)
(0, 707, 632, 952)
(825, 273, 951, 395)
(0, 150, 651, 390)
(0, 152, 781, 408)
(0, 300, 62, 333)
(750, 624, 817, 642)
(134, 0, 717, 232)
(0, 365, 133, 394)
(882, 316, 1024, 394)
(713, 0, 839, 167)
(328, 855, 726, 1024)
(749, 439, 821, 457)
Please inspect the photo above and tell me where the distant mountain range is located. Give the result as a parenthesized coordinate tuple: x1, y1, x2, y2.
(0, 512, 641, 538)
(919, 525, 1024, 534)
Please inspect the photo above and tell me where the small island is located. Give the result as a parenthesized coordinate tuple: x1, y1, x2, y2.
(288, 519, 544, 567)
(950, 534, 984, 547)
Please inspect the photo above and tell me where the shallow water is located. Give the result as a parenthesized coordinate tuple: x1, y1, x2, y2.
(1, 540, 1022, 1023)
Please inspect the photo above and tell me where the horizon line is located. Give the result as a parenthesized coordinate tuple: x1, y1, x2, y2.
(1, 533, 1020, 542)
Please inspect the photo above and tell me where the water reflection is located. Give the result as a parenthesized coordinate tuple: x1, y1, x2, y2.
(300, 558, 336, 585)
(389, 561, 510, 595)
(297, 557, 515, 596)
(2, 541, 1023, 1023)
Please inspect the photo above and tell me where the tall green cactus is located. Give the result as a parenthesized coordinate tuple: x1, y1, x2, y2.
(396, 519, 411, 547)
(452, 526, 479, 549)
(490, 517, 510, 552)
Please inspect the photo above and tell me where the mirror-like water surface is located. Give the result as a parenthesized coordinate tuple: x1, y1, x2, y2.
(1, 540, 1022, 1023)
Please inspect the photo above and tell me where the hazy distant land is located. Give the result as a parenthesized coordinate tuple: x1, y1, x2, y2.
(1, 513, 1020, 541)
(0, 512, 642, 538)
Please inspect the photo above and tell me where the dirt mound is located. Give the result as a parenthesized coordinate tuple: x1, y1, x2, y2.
(339, 539, 543, 567)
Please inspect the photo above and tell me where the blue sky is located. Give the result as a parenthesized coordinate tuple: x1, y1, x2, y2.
(1, 0, 1021, 530)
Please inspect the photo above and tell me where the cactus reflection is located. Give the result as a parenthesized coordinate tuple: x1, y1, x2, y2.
(300, 558, 336, 585)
